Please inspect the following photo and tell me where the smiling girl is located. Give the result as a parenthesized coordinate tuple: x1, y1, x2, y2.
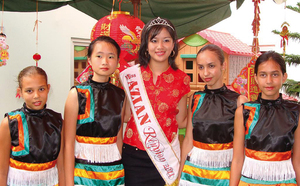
(0, 66, 64, 186)
(179, 44, 247, 186)
(64, 36, 126, 186)
(120, 17, 190, 186)
(230, 51, 300, 186)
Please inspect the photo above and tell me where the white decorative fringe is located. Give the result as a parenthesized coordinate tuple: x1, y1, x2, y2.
(75, 140, 121, 163)
(242, 156, 296, 181)
(7, 166, 58, 186)
(189, 146, 233, 168)
(179, 179, 209, 186)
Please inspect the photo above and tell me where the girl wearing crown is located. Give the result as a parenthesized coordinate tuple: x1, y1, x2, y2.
(120, 17, 190, 186)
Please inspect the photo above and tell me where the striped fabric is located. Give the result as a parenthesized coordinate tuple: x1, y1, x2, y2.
(239, 176, 297, 186)
(74, 162, 124, 186)
(180, 159, 230, 186)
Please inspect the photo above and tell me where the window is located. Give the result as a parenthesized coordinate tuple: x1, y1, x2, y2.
(186, 61, 193, 69)
(183, 58, 204, 84)
(187, 73, 193, 82)
(71, 38, 90, 86)
(198, 74, 204, 82)
(74, 47, 88, 86)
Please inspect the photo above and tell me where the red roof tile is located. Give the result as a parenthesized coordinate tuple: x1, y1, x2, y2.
(282, 94, 299, 102)
(197, 29, 254, 56)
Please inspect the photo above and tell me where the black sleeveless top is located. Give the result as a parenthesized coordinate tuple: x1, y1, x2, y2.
(243, 94, 299, 152)
(192, 85, 240, 144)
(6, 104, 62, 163)
(75, 76, 125, 137)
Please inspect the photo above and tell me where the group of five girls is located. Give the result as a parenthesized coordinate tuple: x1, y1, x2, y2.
(0, 16, 299, 186)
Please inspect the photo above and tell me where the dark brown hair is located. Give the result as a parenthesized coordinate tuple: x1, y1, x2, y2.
(138, 17, 178, 70)
(87, 35, 121, 59)
(18, 66, 48, 89)
(197, 44, 225, 65)
(255, 51, 286, 75)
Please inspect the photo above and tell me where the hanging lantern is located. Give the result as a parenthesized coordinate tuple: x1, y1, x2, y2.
(91, 11, 144, 65)
(280, 22, 289, 57)
(76, 11, 144, 86)
(33, 53, 41, 66)
(231, 0, 261, 101)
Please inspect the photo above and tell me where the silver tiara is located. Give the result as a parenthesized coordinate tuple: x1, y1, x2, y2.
(146, 17, 174, 31)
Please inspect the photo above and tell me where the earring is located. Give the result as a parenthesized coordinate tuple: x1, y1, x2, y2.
(170, 50, 175, 57)
(145, 50, 149, 57)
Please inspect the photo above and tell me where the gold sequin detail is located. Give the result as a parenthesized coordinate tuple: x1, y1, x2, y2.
(166, 118, 172, 127)
(184, 75, 190, 85)
(155, 89, 160, 95)
(142, 71, 151, 81)
(165, 179, 179, 186)
(158, 102, 169, 113)
(149, 85, 155, 90)
(126, 128, 133, 138)
(163, 74, 174, 83)
(171, 132, 177, 142)
(172, 89, 179, 97)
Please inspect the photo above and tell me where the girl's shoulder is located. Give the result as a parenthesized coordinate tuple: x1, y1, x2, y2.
(283, 99, 300, 106)
(74, 79, 90, 87)
(282, 99, 300, 112)
(5, 107, 23, 117)
(109, 83, 125, 94)
(6, 106, 62, 122)
(242, 98, 300, 112)
(226, 88, 241, 96)
(45, 108, 62, 118)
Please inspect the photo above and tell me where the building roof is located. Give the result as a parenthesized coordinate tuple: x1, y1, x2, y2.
(195, 29, 254, 56)
(281, 93, 300, 102)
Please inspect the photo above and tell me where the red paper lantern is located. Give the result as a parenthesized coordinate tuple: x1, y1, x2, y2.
(33, 53, 41, 66)
(33, 53, 41, 61)
(91, 11, 144, 64)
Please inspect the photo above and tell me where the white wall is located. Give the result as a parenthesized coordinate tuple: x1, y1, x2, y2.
(0, 5, 97, 118)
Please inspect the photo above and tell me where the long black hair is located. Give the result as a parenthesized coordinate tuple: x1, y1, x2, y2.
(88, 35, 121, 59)
(138, 17, 178, 70)
(255, 51, 286, 75)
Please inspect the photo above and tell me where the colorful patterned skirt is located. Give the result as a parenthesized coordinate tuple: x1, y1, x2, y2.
(179, 145, 232, 186)
(74, 159, 124, 186)
(74, 136, 124, 186)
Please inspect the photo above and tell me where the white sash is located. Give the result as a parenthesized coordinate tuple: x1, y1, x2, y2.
(120, 65, 180, 185)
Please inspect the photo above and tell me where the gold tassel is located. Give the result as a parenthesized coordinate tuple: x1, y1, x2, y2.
(165, 179, 179, 186)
